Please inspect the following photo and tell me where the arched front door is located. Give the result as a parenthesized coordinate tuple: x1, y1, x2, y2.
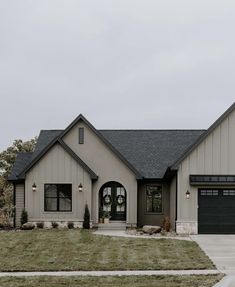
(99, 181, 126, 221)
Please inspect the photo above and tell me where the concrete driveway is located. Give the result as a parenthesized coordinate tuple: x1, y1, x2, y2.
(191, 235, 235, 274)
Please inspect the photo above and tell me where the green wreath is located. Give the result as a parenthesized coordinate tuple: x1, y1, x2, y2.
(103, 194, 112, 206)
(116, 195, 125, 206)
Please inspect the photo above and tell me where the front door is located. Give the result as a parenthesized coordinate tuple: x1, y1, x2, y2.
(100, 181, 126, 221)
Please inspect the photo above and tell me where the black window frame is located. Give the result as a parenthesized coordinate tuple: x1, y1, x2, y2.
(78, 127, 84, 144)
(44, 184, 72, 212)
(145, 185, 163, 214)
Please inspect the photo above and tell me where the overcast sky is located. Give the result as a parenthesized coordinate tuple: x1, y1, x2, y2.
(0, 0, 235, 151)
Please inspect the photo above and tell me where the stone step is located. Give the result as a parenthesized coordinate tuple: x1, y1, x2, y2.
(98, 221, 126, 231)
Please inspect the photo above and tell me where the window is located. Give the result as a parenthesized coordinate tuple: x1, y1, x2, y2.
(200, 190, 218, 196)
(44, 184, 72, 212)
(146, 185, 162, 213)
(79, 127, 84, 144)
(223, 190, 235, 196)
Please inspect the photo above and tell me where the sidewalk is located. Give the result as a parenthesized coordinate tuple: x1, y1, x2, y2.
(0, 269, 221, 277)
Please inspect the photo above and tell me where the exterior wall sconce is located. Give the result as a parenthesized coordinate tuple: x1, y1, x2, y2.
(32, 183, 37, 192)
(186, 190, 190, 199)
(78, 183, 83, 192)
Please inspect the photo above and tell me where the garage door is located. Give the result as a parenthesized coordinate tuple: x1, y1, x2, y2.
(198, 189, 235, 234)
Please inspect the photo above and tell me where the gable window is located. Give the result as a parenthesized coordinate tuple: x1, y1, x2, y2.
(44, 184, 72, 212)
(79, 127, 84, 144)
(146, 185, 163, 213)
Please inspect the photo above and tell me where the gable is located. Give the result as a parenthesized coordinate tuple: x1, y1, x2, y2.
(61, 115, 142, 179)
(62, 120, 140, 181)
(176, 103, 235, 175)
(26, 143, 91, 183)
(18, 136, 97, 180)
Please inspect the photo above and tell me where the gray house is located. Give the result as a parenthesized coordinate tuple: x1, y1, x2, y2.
(9, 103, 235, 234)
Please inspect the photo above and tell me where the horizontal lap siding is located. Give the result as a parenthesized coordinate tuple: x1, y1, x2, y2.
(15, 184, 24, 227)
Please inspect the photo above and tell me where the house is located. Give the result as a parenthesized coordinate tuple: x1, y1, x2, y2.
(8, 103, 235, 234)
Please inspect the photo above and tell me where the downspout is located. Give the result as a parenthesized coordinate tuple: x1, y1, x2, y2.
(175, 172, 178, 232)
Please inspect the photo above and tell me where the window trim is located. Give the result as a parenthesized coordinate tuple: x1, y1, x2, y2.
(145, 185, 163, 214)
(44, 183, 72, 212)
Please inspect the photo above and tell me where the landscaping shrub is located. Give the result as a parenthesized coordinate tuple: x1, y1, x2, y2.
(67, 222, 74, 229)
(20, 209, 28, 226)
(36, 222, 44, 229)
(52, 222, 58, 229)
(21, 222, 35, 230)
(162, 216, 171, 232)
(83, 204, 90, 229)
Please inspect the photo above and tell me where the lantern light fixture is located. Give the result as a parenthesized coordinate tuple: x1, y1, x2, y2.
(186, 190, 190, 199)
(32, 183, 37, 192)
(78, 183, 83, 192)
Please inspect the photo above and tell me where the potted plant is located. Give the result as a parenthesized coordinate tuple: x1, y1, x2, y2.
(103, 211, 111, 224)
(99, 207, 104, 223)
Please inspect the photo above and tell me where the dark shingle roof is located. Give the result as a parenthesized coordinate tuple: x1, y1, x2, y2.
(9, 129, 205, 180)
(32, 130, 62, 160)
(8, 152, 33, 180)
(99, 130, 205, 178)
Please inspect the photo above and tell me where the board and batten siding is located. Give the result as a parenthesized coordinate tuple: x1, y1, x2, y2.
(63, 121, 138, 226)
(15, 184, 24, 227)
(177, 109, 235, 234)
(25, 143, 91, 223)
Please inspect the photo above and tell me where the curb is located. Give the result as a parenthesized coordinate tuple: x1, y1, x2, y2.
(0, 270, 221, 277)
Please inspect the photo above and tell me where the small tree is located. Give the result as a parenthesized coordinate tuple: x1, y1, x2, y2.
(83, 204, 90, 229)
(20, 209, 28, 226)
(162, 216, 171, 232)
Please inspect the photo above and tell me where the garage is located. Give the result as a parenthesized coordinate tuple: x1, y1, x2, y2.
(198, 188, 235, 234)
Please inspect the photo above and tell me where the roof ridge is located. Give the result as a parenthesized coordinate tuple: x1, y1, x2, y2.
(99, 129, 206, 131)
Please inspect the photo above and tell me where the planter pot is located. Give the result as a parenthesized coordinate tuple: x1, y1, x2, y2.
(99, 218, 104, 224)
(104, 218, 109, 224)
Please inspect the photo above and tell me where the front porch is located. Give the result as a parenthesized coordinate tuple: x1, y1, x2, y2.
(97, 221, 127, 231)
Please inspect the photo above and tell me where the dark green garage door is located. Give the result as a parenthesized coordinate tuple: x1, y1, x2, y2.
(198, 189, 235, 234)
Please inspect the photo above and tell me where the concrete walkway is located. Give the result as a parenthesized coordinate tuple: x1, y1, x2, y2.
(191, 235, 235, 287)
(191, 235, 235, 275)
(0, 270, 220, 277)
(214, 275, 235, 287)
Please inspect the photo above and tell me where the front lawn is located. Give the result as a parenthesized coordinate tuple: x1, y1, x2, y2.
(0, 275, 223, 287)
(0, 229, 214, 271)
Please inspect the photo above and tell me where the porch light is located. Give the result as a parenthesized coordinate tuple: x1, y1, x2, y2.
(32, 183, 37, 192)
(78, 183, 83, 192)
(186, 190, 190, 199)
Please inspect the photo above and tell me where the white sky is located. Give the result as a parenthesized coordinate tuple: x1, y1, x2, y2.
(0, 0, 235, 151)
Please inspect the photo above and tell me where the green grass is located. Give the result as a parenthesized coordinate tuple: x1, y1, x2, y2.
(0, 275, 223, 287)
(0, 229, 214, 271)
